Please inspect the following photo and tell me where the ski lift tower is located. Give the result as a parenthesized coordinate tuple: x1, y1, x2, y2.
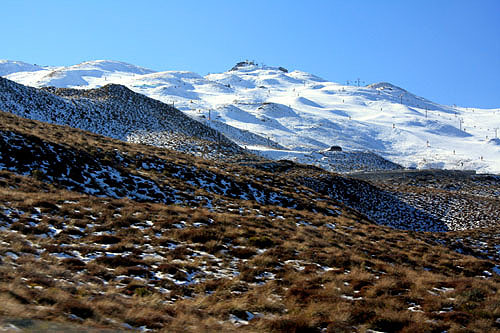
(354, 78, 365, 87)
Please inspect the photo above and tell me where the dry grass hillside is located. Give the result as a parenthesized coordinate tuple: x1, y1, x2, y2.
(0, 111, 499, 332)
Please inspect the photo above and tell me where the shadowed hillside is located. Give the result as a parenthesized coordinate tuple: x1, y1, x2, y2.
(0, 111, 499, 332)
(0, 77, 248, 161)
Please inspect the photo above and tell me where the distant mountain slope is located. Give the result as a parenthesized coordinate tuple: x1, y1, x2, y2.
(0, 77, 248, 161)
(0, 60, 43, 76)
(4, 59, 500, 173)
(2, 59, 155, 88)
(252, 148, 403, 173)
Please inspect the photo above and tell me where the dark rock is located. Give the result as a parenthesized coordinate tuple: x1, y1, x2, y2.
(230, 60, 255, 71)
(328, 145, 342, 152)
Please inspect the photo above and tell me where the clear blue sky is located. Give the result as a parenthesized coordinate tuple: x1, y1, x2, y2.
(2, 0, 499, 108)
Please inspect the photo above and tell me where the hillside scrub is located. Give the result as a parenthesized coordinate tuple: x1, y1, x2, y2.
(0, 113, 499, 331)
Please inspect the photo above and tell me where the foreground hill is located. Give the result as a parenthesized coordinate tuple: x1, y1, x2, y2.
(3, 59, 500, 173)
(0, 76, 247, 161)
(1, 106, 498, 232)
(0, 111, 499, 332)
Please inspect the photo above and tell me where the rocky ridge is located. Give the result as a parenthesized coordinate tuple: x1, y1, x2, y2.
(0, 77, 247, 161)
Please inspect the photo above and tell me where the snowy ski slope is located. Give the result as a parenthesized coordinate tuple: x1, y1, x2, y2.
(3, 60, 500, 174)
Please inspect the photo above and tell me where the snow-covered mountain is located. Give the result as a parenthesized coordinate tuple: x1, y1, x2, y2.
(0, 60, 44, 76)
(3, 59, 500, 173)
(4, 60, 154, 87)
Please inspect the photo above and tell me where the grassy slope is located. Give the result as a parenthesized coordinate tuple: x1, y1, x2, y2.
(0, 111, 499, 332)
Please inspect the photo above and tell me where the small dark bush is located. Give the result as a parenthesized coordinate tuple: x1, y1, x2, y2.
(61, 258, 86, 269)
(31, 169, 45, 181)
(95, 255, 143, 268)
(349, 308, 376, 324)
(229, 246, 256, 259)
(133, 287, 152, 297)
(371, 317, 409, 333)
(462, 288, 486, 302)
(93, 234, 121, 244)
(267, 316, 314, 333)
(433, 311, 471, 326)
(33, 200, 59, 211)
(177, 228, 219, 243)
(248, 235, 275, 248)
(62, 300, 94, 319)
(125, 266, 151, 278)
(158, 263, 178, 275)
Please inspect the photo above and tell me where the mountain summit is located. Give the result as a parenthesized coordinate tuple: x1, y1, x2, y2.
(0, 60, 44, 76)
